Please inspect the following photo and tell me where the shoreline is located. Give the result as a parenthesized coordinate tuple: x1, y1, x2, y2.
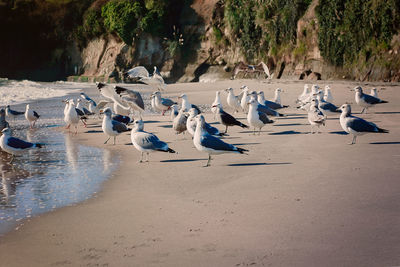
(0, 79, 399, 266)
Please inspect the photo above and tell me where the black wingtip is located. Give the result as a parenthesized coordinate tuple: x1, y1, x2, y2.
(35, 143, 43, 148)
(240, 123, 249, 128)
(167, 148, 176, 153)
(237, 147, 249, 154)
(377, 128, 389, 133)
(380, 100, 388, 104)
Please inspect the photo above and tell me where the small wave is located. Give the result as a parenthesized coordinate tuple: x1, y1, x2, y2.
(0, 80, 83, 106)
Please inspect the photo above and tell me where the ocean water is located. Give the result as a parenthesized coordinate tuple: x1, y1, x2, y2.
(0, 80, 119, 236)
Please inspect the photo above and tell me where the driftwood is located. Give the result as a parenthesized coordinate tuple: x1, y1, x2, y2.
(231, 61, 271, 79)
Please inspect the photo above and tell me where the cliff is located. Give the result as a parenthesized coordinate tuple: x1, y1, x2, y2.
(1, 0, 399, 82)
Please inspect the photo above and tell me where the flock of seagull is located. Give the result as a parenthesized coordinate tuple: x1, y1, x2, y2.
(0, 76, 391, 166)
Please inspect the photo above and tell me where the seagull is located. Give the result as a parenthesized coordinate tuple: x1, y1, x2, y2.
(170, 104, 179, 122)
(96, 82, 144, 116)
(178, 94, 201, 113)
(0, 109, 10, 132)
(224, 87, 242, 113)
(370, 88, 378, 98)
(339, 104, 388, 144)
(308, 98, 326, 134)
(112, 114, 132, 125)
(257, 91, 288, 110)
(80, 92, 95, 103)
(211, 91, 222, 118)
(248, 91, 284, 117)
(64, 99, 80, 134)
(316, 91, 340, 117)
(247, 99, 274, 135)
(240, 85, 250, 113)
(172, 107, 188, 136)
(86, 98, 110, 116)
(76, 99, 93, 116)
(150, 94, 160, 113)
(354, 86, 388, 113)
(5, 105, 25, 120)
(213, 105, 248, 133)
(186, 108, 224, 137)
(273, 88, 284, 105)
(0, 128, 42, 161)
(130, 119, 175, 162)
(323, 85, 333, 103)
(152, 91, 177, 115)
(296, 84, 310, 104)
(193, 115, 248, 167)
(124, 66, 165, 91)
(25, 104, 40, 128)
(101, 107, 130, 145)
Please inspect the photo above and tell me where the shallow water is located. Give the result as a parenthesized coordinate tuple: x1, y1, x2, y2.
(0, 81, 119, 236)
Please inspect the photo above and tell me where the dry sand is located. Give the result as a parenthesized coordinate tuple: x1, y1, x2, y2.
(0, 79, 399, 267)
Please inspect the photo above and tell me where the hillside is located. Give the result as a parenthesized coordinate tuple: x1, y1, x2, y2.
(0, 0, 399, 82)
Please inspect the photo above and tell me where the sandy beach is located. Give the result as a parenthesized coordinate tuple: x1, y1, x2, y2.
(0, 79, 399, 267)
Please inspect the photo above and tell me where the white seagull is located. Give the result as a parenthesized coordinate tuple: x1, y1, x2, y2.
(240, 85, 250, 113)
(178, 94, 201, 113)
(308, 98, 326, 134)
(193, 115, 248, 167)
(339, 104, 388, 144)
(64, 99, 80, 134)
(130, 119, 175, 162)
(101, 107, 130, 145)
(5, 105, 25, 121)
(152, 91, 177, 115)
(211, 91, 222, 118)
(323, 85, 333, 103)
(354, 86, 388, 113)
(170, 104, 179, 122)
(25, 104, 40, 128)
(247, 99, 274, 135)
(124, 66, 165, 91)
(0, 128, 42, 161)
(224, 87, 242, 113)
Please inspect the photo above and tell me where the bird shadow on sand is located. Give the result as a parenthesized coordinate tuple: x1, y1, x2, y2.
(124, 143, 133, 145)
(160, 158, 204, 163)
(268, 130, 306, 135)
(329, 131, 348, 135)
(158, 124, 173, 128)
(231, 142, 261, 146)
(278, 116, 307, 120)
(85, 130, 103, 133)
(144, 120, 161, 124)
(227, 162, 292, 167)
(273, 123, 306, 127)
(86, 125, 102, 128)
(370, 141, 400, 145)
(374, 111, 400, 115)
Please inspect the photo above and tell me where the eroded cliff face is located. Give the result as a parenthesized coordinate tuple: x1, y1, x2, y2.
(71, 0, 400, 83)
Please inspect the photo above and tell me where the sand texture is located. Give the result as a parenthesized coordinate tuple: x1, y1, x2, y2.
(0, 79, 399, 267)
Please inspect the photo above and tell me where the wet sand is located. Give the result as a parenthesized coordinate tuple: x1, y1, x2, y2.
(0, 79, 399, 266)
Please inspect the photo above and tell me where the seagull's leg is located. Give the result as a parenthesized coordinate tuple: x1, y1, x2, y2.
(225, 125, 228, 134)
(162, 110, 165, 116)
(74, 125, 78, 135)
(253, 127, 256, 135)
(113, 136, 116, 145)
(361, 107, 366, 114)
(9, 155, 15, 164)
(146, 152, 149, 162)
(66, 124, 70, 129)
(204, 154, 212, 167)
(259, 128, 261, 135)
(349, 135, 356, 145)
(104, 136, 110, 144)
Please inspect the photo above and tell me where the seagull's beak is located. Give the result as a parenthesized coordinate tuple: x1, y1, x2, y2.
(99, 110, 104, 114)
(178, 96, 182, 99)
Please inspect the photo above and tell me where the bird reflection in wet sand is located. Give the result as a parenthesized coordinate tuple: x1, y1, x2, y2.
(0, 151, 31, 206)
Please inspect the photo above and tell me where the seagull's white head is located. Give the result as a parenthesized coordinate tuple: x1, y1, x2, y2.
(102, 107, 112, 117)
(240, 85, 249, 91)
(26, 104, 30, 110)
(354, 86, 362, 93)
(132, 119, 144, 131)
(225, 87, 233, 93)
(195, 114, 205, 127)
(339, 104, 351, 114)
(188, 107, 198, 118)
(248, 99, 258, 107)
(1, 128, 11, 135)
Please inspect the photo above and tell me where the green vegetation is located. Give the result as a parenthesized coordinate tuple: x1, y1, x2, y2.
(223, 0, 312, 61)
(316, 0, 400, 67)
